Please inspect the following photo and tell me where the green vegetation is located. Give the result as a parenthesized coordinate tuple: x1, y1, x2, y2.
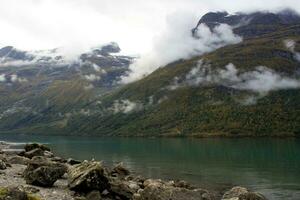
(64, 25, 300, 137)
(1, 25, 300, 137)
(27, 194, 42, 200)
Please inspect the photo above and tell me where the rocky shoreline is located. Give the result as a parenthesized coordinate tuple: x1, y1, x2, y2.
(0, 142, 267, 200)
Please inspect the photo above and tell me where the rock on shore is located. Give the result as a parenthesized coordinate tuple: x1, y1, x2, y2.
(0, 142, 267, 200)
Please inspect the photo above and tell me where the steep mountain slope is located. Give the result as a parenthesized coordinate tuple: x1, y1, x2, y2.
(63, 10, 300, 137)
(1, 10, 300, 137)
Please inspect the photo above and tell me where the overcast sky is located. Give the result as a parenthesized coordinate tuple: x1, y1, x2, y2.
(0, 0, 299, 54)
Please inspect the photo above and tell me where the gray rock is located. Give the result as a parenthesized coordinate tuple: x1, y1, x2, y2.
(44, 151, 54, 158)
(222, 187, 267, 200)
(135, 181, 211, 200)
(24, 143, 50, 152)
(21, 185, 40, 194)
(222, 186, 248, 199)
(68, 160, 109, 193)
(1, 149, 24, 155)
(174, 180, 192, 189)
(86, 190, 102, 200)
(0, 160, 7, 170)
(111, 162, 130, 177)
(7, 156, 30, 165)
(0, 186, 28, 200)
(51, 156, 66, 163)
(67, 158, 81, 165)
(239, 192, 267, 200)
(24, 148, 44, 159)
(110, 179, 138, 199)
(23, 156, 67, 187)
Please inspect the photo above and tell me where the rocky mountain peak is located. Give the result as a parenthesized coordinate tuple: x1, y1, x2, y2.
(193, 9, 300, 39)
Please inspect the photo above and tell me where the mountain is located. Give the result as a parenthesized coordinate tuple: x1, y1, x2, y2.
(192, 9, 300, 38)
(1, 10, 300, 137)
(0, 43, 133, 133)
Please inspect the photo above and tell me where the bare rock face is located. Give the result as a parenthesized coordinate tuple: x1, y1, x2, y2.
(222, 186, 267, 200)
(23, 156, 67, 187)
(68, 160, 109, 193)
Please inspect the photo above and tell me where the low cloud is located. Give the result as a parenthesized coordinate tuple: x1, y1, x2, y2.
(0, 60, 35, 67)
(111, 99, 142, 114)
(121, 12, 242, 83)
(284, 39, 300, 62)
(92, 64, 101, 72)
(84, 84, 94, 90)
(10, 74, 27, 83)
(0, 74, 6, 82)
(92, 64, 107, 74)
(169, 60, 300, 94)
(84, 74, 101, 82)
(0, 73, 27, 83)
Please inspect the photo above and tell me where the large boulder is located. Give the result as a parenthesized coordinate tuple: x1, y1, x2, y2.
(110, 179, 140, 199)
(23, 156, 67, 187)
(134, 180, 213, 200)
(68, 160, 109, 193)
(24, 143, 50, 152)
(222, 186, 267, 200)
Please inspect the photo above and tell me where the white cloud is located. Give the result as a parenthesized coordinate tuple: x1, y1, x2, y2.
(0, 0, 298, 56)
(84, 84, 94, 90)
(111, 99, 142, 114)
(0, 74, 27, 83)
(233, 66, 300, 92)
(84, 74, 101, 82)
(92, 64, 101, 72)
(121, 12, 242, 83)
(0, 74, 6, 82)
(237, 96, 260, 106)
(10, 74, 27, 83)
(284, 39, 300, 62)
(284, 39, 296, 51)
(170, 60, 300, 94)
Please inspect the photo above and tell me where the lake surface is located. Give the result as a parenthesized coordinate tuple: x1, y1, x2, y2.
(0, 134, 299, 199)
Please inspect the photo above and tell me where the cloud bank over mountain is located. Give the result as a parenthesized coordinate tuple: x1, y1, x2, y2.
(121, 12, 242, 83)
(169, 60, 300, 94)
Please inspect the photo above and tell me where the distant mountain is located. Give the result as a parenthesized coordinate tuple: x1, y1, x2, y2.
(0, 43, 133, 133)
(1, 10, 300, 137)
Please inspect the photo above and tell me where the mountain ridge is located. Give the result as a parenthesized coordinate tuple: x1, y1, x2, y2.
(1, 10, 300, 137)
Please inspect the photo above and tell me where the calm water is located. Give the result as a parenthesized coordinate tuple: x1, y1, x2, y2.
(0, 134, 300, 199)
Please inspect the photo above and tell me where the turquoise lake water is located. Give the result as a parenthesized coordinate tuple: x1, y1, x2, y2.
(0, 134, 299, 199)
